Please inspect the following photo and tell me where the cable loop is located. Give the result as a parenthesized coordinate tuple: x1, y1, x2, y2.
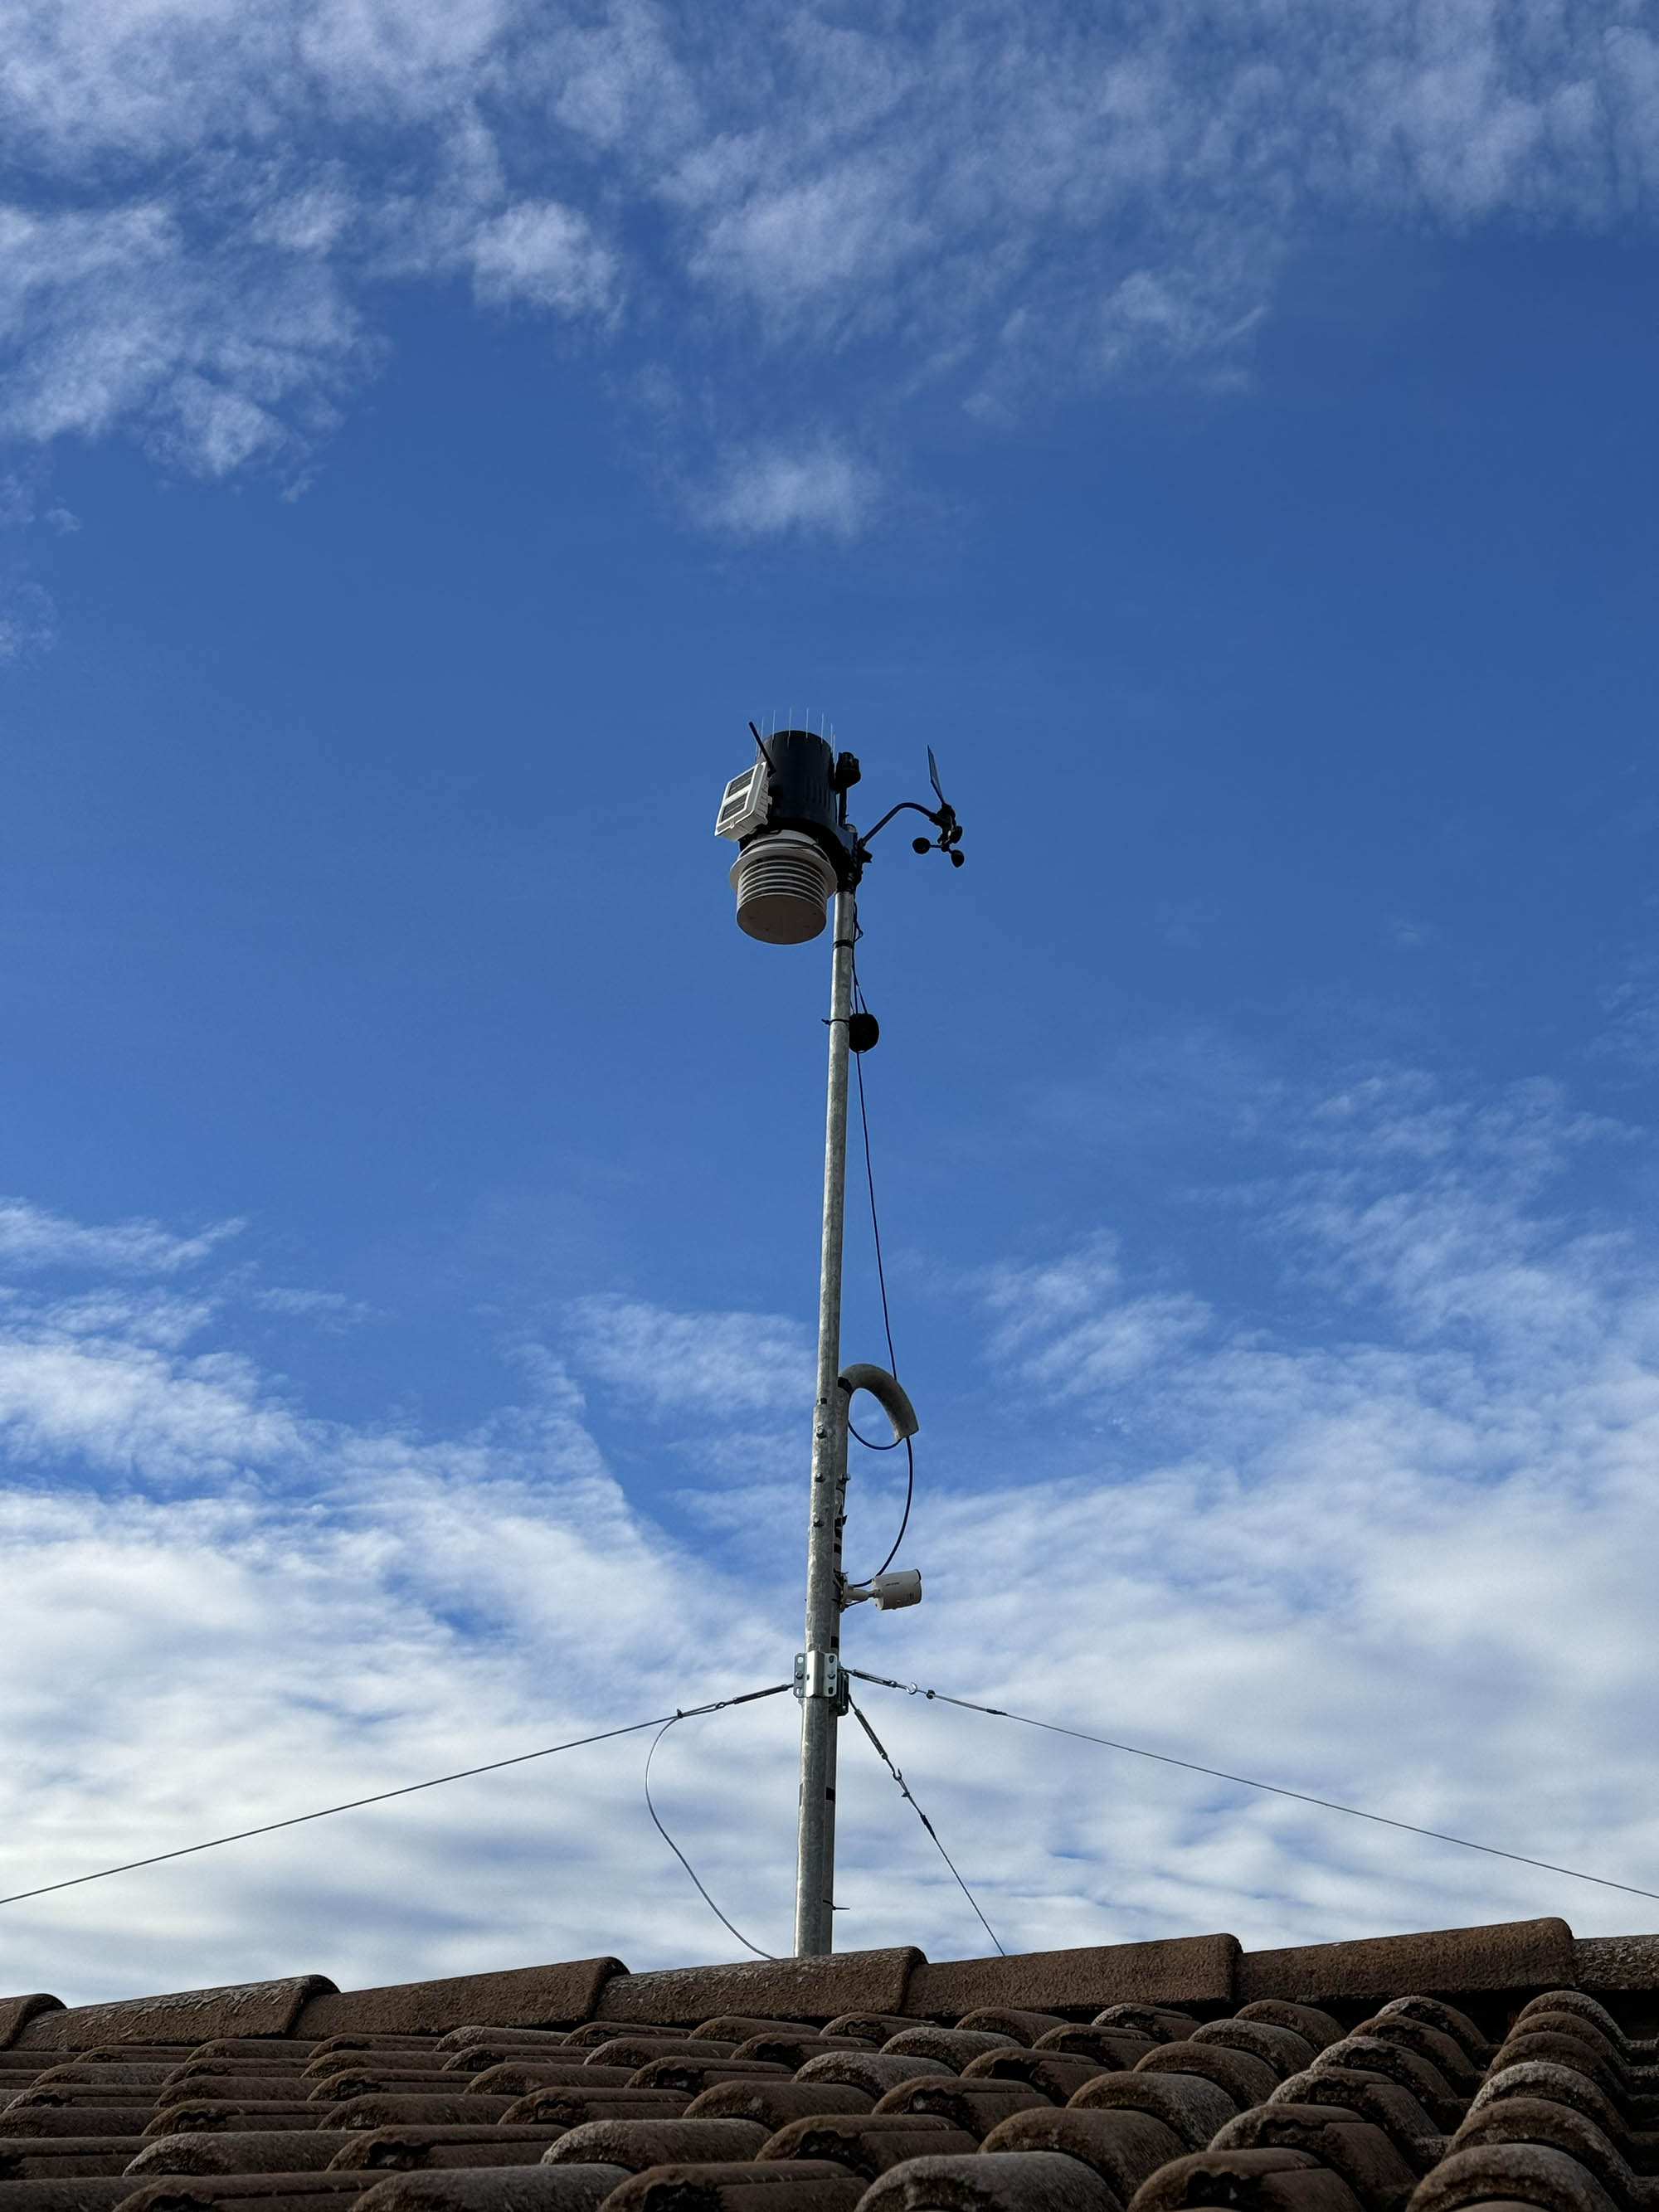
(645, 1714, 776, 1959)
(849, 951, 915, 1578)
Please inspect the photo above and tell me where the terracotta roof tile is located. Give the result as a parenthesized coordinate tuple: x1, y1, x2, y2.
(959, 2054, 1107, 2103)
(1187, 2023, 1315, 2080)
(116, 2171, 370, 2212)
(726, 2045, 868, 2074)
(753, 2112, 977, 2179)
(149, 2083, 323, 2108)
(976, 2103, 1187, 2195)
(869, 2084, 1053, 2143)
(954, 2020, 1068, 2048)
(17, 1986, 335, 2055)
(125, 2138, 356, 2178)
(0, 2180, 139, 2211)
(1266, 2071, 1444, 2173)
(1447, 2097, 1642, 2207)
(1065, 2070, 1237, 2151)
(1464, 2066, 1629, 2152)
(1351, 2023, 1480, 2097)
(11, 1914, 1659, 2212)
(1125, 2146, 1366, 2212)
(1307, 2041, 1462, 2132)
(436, 2055, 577, 2083)
(295, 1976, 625, 2046)
(626, 2069, 790, 2102)
(542, 2121, 769, 2175)
(680, 2088, 871, 2135)
(1236, 2010, 1345, 2056)
(553, 2039, 668, 2059)
(1236, 1923, 1575, 2010)
(601, 2160, 867, 2212)
(581, 2052, 737, 2078)
(325, 2132, 560, 2175)
(1088, 2012, 1196, 2044)
(455, 2073, 630, 2103)
(142, 2108, 324, 2139)
(1132, 2040, 1278, 2111)
(688, 2032, 819, 2051)
(791, 2059, 947, 2103)
(880, 2034, 1017, 2071)
(435, 2039, 573, 2062)
(350, 2171, 629, 2212)
(1029, 2030, 1155, 2070)
(0, 2003, 66, 2052)
(0, 2138, 148, 2180)
(1573, 1941, 1659, 1996)
(1370, 2005, 1490, 2068)
(1406, 2140, 1623, 2212)
(593, 1959, 922, 2033)
(496, 2095, 689, 2132)
(907, 1942, 1238, 2025)
(321, 2104, 518, 2136)
(1205, 2107, 1418, 2212)
(0, 2107, 156, 2139)
(857, 2147, 1117, 2212)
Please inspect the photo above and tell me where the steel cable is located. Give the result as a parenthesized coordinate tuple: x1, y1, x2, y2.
(849, 1667, 1659, 1905)
(0, 1683, 795, 1908)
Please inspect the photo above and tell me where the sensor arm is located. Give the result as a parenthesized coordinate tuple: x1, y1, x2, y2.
(854, 798, 956, 858)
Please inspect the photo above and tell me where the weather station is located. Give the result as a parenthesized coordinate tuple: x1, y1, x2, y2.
(717, 720, 965, 1957)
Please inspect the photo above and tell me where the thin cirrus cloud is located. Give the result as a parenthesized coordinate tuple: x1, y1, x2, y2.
(0, 1198, 241, 1276)
(0, 1, 1654, 516)
(2, 1055, 1658, 2001)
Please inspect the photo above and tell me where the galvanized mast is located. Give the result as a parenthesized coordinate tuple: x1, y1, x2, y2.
(715, 722, 962, 1957)
(794, 882, 857, 1953)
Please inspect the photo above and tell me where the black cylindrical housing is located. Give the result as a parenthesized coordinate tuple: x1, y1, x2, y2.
(755, 732, 852, 865)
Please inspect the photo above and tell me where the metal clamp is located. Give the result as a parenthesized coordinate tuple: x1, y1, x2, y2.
(793, 1649, 844, 1704)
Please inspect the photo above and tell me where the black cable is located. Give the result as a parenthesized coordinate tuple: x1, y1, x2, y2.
(849, 956, 915, 1577)
(847, 1694, 1004, 1956)
(644, 1714, 776, 1961)
(850, 967, 899, 1381)
(0, 1683, 795, 1910)
(848, 1669, 1659, 1906)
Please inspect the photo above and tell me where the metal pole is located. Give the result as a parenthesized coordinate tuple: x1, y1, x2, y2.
(794, 883, 856, 1956)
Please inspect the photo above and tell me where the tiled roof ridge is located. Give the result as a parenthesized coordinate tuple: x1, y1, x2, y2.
(4, 1941, 1659, 2212)
(9, 1918, 1656, 2050)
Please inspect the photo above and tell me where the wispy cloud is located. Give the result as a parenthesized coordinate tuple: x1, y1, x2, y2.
(0, 576, 56, 659)
(0, 1198, 241, 1275)
(564, 1292, 810, 1417)
(696, 441, 881, 540)
(0, 0, 1653, 494)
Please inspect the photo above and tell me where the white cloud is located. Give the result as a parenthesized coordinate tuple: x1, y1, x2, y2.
(2, 1066, 1659, 2005)
(0, 1198, 240, 1274)
(469, 198, 618, 314)
(698, 442, 881, 540)
(0, 0, 1653, 493)
(564, 1292, 810, 1417)
(0, 576, 56, 659)
(1593, 947, 1659, 1071)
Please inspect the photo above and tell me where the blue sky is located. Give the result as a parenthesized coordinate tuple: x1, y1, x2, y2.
(2, 0, 1659, 2001)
